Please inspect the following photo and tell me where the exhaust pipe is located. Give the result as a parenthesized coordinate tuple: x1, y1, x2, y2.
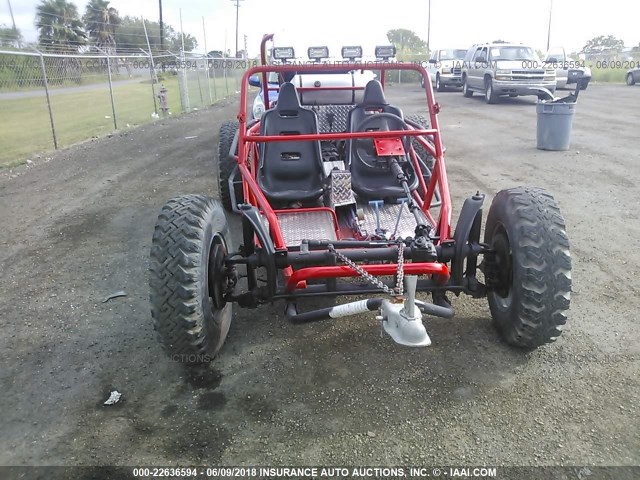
(286, 298, 383, 323)
(286, 276, 453, 348)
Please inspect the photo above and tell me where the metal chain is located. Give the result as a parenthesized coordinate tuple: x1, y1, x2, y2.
(395, 240, 404, 297)
(328, 243, 405, 298)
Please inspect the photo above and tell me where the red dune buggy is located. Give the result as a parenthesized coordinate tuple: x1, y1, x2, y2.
(149, 35, 571, 362)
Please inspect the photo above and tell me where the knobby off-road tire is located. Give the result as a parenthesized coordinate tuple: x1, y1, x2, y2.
(484, 187, 571, 349)
(150, 195, 233, 364)
(406, 114, 435, 172)
(217, 120, 241, 212)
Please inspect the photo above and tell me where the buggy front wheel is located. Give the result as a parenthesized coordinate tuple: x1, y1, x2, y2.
(149, 194, 234, 364)
(483, 187, 571, 349)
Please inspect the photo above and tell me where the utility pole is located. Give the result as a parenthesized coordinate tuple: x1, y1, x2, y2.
(159, 0, 164, 51)
(546, 0, 553, 51)
(7, 0, 16, 32)
(427, 0, 431, 54)
(230, 0, 244, 57)
(180, 8, 185, 52)
(7, 0, 20, 47)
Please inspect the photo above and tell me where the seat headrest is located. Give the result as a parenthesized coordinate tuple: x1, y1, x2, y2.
(276, 82, 301, 113)
(362, 80, 388, 106)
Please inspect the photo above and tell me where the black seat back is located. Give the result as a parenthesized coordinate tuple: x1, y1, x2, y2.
(348, 80, 403, 130)
(346, 80, 404, 167)
(258, 82, 324, 204)
(346, 80, 419, 200)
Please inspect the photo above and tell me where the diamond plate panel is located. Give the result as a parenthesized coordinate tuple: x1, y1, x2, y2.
(361, 203, 431, 239)
(322, 160, 346, 177)
(277, 211, 337, 247)
(308, 105, 353, 133)
(329, 171, 357, 207)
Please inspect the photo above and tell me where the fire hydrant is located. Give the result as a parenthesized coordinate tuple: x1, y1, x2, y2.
(157, 85, 169, 116)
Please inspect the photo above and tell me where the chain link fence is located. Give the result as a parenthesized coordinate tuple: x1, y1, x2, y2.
(360, 53, 430, 85)
(0, 49, 250, 166)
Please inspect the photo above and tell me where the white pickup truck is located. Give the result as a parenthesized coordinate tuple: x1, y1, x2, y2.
(423, 48, 468, 91)
(545, 47, 591, 90)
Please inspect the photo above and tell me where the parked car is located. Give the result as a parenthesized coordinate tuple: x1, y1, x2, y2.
(248, 69, 378, 120)
(626, 67, 640, 86)
(422, 48, 467, 91)
(249, 72, 281, 120)
(248, 45, 378, 120)
(544, 47, 591, 90)
(461, 42, 556, 103)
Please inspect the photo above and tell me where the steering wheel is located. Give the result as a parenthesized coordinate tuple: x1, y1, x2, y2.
(353, 112, 411, 169)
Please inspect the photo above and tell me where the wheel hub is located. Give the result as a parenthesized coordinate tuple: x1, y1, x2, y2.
(208, 237, 229, 310)
(488, 228, 512, 300)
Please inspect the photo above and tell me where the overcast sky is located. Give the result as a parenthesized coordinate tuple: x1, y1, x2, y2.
(2, 0, 639, 57)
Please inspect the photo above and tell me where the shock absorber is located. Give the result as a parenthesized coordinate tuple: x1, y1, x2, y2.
(389, 158, 437, 262)
(389, 158, 432, 232)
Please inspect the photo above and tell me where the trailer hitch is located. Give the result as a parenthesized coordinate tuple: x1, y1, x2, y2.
(286, 275, 454, 347)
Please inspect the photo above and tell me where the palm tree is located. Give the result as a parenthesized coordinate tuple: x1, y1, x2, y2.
(83, 0, 120, 54)
(35, 0, 87, 53)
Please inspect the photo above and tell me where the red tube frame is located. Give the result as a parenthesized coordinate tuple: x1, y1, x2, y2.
(287, 263, 450, 292)
(240, 38, 451, 289)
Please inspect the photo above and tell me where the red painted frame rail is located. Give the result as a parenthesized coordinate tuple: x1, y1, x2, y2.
(234, 57, 452, 288)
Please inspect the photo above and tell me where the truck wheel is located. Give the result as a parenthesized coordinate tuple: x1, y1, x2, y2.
(406, 114, 435, 172)
(462, 77, 473, 97)
(484, 77, 499, 104)
(436, 74, 445, 92)
(626, 73, 635, 86)
(483, 187, 571, 349)
(216, 120, 242, 212)
(150, 195, 234, 364)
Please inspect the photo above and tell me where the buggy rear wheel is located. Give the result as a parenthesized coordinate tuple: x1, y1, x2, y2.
(150, 195, 234, 364)
(483, 187, 571, 349)
(217, 120, 242, 212)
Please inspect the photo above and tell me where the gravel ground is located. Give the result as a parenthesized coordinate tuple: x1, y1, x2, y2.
(0, 84, 638, 478)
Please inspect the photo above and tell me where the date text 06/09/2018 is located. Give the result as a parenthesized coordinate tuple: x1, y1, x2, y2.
(216, 466, 496, 477)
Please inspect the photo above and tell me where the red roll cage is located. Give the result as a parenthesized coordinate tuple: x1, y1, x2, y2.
(231, 35, 453, 290)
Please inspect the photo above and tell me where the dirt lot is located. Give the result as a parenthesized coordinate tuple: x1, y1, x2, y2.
(1, 84, 638, 476)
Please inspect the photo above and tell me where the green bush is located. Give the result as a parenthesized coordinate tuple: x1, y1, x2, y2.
(589, 67, 627, 83)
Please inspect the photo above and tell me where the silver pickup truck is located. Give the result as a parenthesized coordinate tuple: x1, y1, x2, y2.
(545, 47, 591, 90)
(423, 48, 467, 91)
(461, 42, 556, 104)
